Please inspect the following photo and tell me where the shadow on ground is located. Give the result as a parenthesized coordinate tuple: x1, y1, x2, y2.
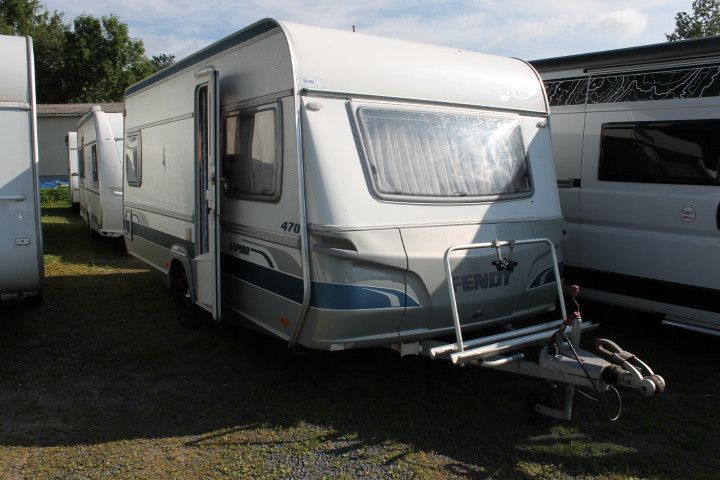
(0, 208, 718, 478)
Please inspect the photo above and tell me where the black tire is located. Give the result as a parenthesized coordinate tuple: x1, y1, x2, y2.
(172, 269, 202, 329)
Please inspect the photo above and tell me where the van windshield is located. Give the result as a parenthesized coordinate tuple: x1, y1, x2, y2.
(355, 106, 531, 200)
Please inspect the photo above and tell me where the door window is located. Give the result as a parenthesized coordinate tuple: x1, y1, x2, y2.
(91, 144, 98, 184)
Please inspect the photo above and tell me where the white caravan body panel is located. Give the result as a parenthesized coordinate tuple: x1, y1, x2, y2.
(0, 35, 43, 300)
(77, 108, 124, 236)
(532, 37, 720, 332)
(124, 19, 562, 349)
(66, 131, 79, 205)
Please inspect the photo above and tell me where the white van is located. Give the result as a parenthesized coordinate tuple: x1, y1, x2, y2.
(0, 35, 43, 303)
(77, 106, 124, 237)
(532, 36, 720, 335)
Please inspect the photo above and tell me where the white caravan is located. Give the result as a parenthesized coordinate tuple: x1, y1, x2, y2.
(65, 131, 80, 208)
(0, 35, 43, 303)
(77, 106, 124, 237)
(122, 19, 664, 420)
(532, 37, 720, 336)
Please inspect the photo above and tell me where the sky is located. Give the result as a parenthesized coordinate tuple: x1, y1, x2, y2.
(43, 0, 693, 61)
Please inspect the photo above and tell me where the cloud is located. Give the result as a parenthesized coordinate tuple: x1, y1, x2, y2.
(592, 8, 649, 39)
(43, 0, 687, 60)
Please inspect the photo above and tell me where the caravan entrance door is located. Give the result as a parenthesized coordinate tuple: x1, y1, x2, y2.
(193, 67, 222, 320)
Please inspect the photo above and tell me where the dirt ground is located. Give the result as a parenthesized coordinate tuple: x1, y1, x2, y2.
(0, 207, 718, 479)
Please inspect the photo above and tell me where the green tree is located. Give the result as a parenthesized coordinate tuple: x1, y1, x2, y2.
(0, 0, 173, 102)
(63, 14, 156, 102)
(667, 0, 720, 41)
(151, 53, 175, 71)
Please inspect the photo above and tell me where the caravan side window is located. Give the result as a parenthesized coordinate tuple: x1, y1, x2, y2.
(79, 138, 85, 180)
(91, 144, 98, 184)
(125, 133, 142, 186)
(599, 120, 720, 185)
(222, 103, 281, 201)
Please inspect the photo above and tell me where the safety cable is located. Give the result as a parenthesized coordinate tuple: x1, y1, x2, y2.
(554, 330, 623, 422)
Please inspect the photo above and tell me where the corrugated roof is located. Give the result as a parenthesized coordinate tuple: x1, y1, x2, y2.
(37, 103, 123, 117)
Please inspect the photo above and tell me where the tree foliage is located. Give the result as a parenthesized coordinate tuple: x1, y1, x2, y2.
(667, 0, 720, 41)
(0, 0, 174, 102)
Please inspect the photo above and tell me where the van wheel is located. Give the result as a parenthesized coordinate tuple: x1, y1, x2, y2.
(172, 269, 202, 329)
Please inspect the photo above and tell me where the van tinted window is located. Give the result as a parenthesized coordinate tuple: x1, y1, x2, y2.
(223, 105, 280, 201)
(599, 121, 720, 185)
(354, 105, 530, 201)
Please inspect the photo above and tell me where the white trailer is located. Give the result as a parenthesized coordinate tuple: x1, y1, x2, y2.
(122, 19, 664, 419)
(532, 37, 720, 336)
(65, 131, 80, 208)
(77, 106, 124, 237)
(0, 35, 43, 303)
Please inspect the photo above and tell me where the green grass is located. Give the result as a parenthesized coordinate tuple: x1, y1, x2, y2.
(40, 186, 72, 208)
(0, 208, 718, 478)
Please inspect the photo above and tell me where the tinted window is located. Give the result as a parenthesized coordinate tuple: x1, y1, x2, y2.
(223, 106, 280, 200)
(79, 138, 85, 179)
(599, 121, 720, 185)
(91, 144, 98, 183)
(355, 106, 530, 200)
(125, 133, 141, 186)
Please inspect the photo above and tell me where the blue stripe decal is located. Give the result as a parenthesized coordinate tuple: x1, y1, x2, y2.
(528, 262, 564, 289)
(221, 253, 420, 310)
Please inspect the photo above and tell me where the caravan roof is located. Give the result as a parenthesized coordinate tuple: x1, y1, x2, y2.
(127, 19, 547, 114)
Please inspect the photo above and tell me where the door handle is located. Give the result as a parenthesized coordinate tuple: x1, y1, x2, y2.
(0, 194, 26, 201)
(557, 178, 581, 189)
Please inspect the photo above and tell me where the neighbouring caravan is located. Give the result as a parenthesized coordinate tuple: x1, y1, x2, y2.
(0, 35, 43, 303)
(77, 106, 124, 237)
(65, 131, 80, 208)
(532, 37, 720, 336)
(122, 20, 665, 419)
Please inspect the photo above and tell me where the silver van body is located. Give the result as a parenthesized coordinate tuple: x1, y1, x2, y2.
(123, 19, 563, 350)
(0, 35, 43, 302)
(0, 35, 44, 300)
(532, 37, 720, 335)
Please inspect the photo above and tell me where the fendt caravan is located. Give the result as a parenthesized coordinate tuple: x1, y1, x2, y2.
(77, 106, 124, 237)
(0, 35, 43, 303)
(123, 19, 664, 420)
(532, 37, 720, 336)
(65, 131, 80, 209)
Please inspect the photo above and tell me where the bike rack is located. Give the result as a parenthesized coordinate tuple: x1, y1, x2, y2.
(415, 237, 665, 421)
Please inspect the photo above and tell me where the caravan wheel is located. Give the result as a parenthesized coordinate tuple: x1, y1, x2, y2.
(171, 268, 202, 329)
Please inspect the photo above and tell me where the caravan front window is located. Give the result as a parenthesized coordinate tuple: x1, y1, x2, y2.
(354, 105, 530, 201)
(222, 104, 281, 201)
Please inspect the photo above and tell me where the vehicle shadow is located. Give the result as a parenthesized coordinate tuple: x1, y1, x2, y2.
(1, 209, 717, 478)
(2, 261, 718, 478)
